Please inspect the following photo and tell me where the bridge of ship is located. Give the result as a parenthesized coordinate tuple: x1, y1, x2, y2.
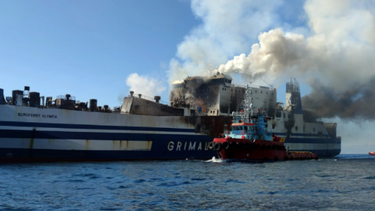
(226, 116, 272, 141)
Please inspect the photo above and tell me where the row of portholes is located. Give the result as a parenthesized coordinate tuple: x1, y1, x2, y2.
(222, 88, 245, 93)
(221, 88, 274, 96)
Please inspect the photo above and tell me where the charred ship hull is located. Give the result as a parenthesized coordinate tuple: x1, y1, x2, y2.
(170, 74, 341, 157)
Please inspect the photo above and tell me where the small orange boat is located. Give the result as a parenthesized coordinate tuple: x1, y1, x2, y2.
(369, 152, 375, 156)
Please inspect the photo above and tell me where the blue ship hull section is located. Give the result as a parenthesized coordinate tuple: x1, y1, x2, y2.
(0, 120, 216, 162)
(285, 137, 341, 157)
(0, 121, 340, 162)
(0, 147, 217, 162)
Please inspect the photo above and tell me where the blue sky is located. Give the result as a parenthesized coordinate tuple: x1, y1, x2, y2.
(0, 0, 200, 105)
(1, 0, 375, 153)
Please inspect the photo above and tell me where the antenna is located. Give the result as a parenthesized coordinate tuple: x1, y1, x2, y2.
(259, 77, 272, 88)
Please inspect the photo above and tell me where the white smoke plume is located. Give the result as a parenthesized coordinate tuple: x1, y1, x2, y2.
(169, 0, 375, 120)
(126, 73, 166, 98)
(168, 0, 285, 83)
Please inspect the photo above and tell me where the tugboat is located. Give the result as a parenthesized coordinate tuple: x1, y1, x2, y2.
(208, 84, 318, 161)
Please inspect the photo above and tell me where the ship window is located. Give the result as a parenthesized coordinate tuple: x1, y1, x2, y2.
(295, 126, 298, 131)
(266, 92, 268, 94)
(261, 91, 262, 93)
(231, 89, 233, 92)
(255, 90, 257, 93)
(313, 128, 315, 132)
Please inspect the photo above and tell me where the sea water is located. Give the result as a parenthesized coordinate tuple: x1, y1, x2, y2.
(0, 154, 374, 211)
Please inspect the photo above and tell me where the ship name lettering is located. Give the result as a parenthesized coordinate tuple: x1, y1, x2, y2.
(18, 113, 40, 117)
(204, 142, 209, 150)
(197, 142, 202, 150)
(188, 142, 196, 150)
(167, 141, 174, 151)
(176, 142, 182, 151)
(42, 114, 58, 118)
(17, 113, 57, 118)
(167, 141, 205, 151)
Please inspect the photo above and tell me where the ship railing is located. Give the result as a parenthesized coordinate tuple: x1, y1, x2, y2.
(128, 92, 169, 105)
(56, 95, 76, 101)
(232, 111, 244, 116)
(231, 83, 275, 90)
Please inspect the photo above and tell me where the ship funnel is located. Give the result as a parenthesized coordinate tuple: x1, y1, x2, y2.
(29, 92, 40, 107)
(89, 99, 97, 111)
(154, 96, 161, 103)
(46, 97, 53, 108)
(138, 94, 142, 98)
(23, 86, 30, 97)
(23, 86, 30, 106)
(66, 94, 71, 100)
(0, 88, 4, 104)
(12, 90, 23, 106)
(130, 91, 134, 97)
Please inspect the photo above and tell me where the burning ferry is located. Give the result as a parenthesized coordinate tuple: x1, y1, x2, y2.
(0, 86, 233, 162)
(0, 74, 340, 162)
(170, 73, 341, 157)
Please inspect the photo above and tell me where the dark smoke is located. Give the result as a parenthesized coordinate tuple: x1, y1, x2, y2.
(302, 78, 375, 120)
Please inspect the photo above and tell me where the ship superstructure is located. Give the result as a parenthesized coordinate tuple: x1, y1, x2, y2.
(170, 72, 276, 117)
